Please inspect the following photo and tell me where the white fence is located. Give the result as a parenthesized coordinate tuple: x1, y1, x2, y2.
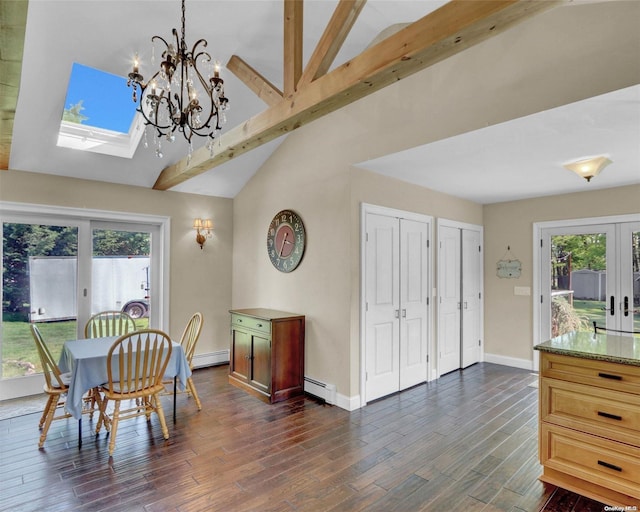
(569, 269, 640, 301)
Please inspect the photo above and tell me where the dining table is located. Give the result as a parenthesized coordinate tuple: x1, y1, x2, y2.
(58, 335, 192, 443)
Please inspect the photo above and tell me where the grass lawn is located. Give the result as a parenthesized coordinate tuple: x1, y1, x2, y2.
(573, 299, 640, 332)
(2, 318, 149, 378)
(573, 299, 605, 328)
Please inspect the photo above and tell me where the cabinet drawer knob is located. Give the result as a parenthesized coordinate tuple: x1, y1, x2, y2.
(598, 460, 623, 472)
(597, 411, 623, 421)
(598, 372, 622, 381)
(257, 323, 263, 327)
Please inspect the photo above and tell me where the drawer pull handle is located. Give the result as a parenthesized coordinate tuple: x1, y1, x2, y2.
(598, 372, 622, 381)
(597, 411, 623, 421)
(257, 323, 263, 327)
(597, 460, 622, 472)
(238, 319, 243, 323)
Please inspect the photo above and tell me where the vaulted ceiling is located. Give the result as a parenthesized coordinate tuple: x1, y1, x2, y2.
(2, 1, 639, 203)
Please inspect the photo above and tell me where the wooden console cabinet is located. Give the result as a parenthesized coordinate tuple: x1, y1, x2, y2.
(536, 334, 640, 507)
(229, 308, 305, 403)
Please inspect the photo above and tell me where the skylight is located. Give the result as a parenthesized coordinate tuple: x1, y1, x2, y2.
(57, 63, 144, 158)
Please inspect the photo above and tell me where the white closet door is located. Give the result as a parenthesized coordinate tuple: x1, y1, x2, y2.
(365, 213, 401, 401)
(438, 226, 461, 374)
(462, 229, 482, 368)
(399, 219, 429, 389)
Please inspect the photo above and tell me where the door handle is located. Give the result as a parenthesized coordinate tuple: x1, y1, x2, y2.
(402, 309, 406, 318)
(624, 296, 629, 317)
(601, 296, 615, 315)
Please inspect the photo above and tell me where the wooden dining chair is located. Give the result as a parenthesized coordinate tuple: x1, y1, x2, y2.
(162, 312, 203, 410)
(30, 324, 73, 448)
(97, 329, 172, 456)
(82, 311, 137, 416)
(84, 310, 137, 338)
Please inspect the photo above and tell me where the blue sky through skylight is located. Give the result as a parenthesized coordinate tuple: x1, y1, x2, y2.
(62, 63, 137, 134)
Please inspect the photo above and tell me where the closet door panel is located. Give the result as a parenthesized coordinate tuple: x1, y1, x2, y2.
(365, 214, 400, 401)
(462, 229, 482, 368)
(438, 226, 461, 374)
(400, 219, 428, 389)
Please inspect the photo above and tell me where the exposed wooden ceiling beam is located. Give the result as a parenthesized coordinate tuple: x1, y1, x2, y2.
(153, 0, 560, 191)
(298, 0, 367, 89)
(283, 0, 303, 96)
(227, 55, 283, 107)
(0, 0, 28, 171)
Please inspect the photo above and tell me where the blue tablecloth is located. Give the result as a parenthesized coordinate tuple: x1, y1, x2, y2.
(59, 336, 192, 419)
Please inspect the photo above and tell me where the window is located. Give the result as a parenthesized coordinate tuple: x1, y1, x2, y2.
(57, 63, 145, 158)
(0, 203, 169, 400)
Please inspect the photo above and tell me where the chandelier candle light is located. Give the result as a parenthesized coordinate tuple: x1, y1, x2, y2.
(127, 0, 229, 159)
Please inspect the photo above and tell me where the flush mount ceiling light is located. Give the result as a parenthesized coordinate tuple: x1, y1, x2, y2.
(127, 0, 229, 159)
(563, 155, 612, 182)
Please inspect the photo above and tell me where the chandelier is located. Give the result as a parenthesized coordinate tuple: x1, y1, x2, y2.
(127, 0, 229, 158)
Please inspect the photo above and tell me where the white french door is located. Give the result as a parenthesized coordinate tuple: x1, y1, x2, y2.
(362, 205, 431, 404)
(538, 217, 640, 345)
(0, 203, 168, 400)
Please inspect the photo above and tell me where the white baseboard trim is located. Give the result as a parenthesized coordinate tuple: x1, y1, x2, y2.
(192, 350, 229, 369)
(336, 393, 361, 411)
(484, 353, 533, 371)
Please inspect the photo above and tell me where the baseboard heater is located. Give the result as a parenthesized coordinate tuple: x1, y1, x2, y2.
(304, 376, 337, 405)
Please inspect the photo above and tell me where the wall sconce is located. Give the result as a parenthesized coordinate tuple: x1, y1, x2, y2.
(193, 218, 213, 249)
(563, 155, 612, 182)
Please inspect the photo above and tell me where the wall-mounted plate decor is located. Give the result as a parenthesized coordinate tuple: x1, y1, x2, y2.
(496, 246, 522, 278)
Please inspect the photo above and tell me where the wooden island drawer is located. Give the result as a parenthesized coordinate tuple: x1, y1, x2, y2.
(541, 423, 640, 500)
(541, 352, 640, 395)
(541, 378, 640, 446)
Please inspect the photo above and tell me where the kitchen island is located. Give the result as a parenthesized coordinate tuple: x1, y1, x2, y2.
(535, 331, 640, 507)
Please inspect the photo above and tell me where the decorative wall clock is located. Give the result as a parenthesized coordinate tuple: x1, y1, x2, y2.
(267, 209, 306, 272)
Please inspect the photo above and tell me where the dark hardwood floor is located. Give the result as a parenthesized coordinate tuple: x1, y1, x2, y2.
(0, 363, 608, 511)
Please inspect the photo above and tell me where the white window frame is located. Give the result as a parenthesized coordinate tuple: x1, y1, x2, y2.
(0, 201, 170, 399)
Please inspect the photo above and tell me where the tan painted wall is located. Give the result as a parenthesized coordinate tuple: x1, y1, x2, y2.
(232, 0, 640, 401)
(0, 170, 233, 356)
(483, 184, 640, 364)
(1, 1, 638, 404)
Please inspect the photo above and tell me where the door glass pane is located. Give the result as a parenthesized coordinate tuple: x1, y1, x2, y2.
(91, 229, 150, 329)
(550, 233, 606, 336)
(631, 230, 640, 331)
(2, 222, 78, 379)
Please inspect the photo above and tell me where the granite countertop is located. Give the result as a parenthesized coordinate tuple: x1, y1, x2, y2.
(534, 330, 640, 367)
